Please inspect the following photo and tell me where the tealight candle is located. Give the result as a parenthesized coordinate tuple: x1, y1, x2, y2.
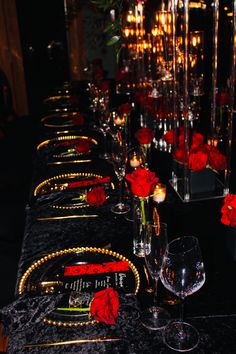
(153, 183, 167, 203)
(114, 114, 126, 125)
(130, 154, 142, 168)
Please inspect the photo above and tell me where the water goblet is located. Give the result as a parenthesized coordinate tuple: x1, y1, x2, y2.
(160, 236, 206, 352)
(140, 222, 170, 330)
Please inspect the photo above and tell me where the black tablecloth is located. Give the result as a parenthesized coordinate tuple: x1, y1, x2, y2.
(1, 115, 236, 353)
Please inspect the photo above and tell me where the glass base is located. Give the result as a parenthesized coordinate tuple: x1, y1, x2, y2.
(133, 245, 145, 257)
(111, 202, 130, 215)
(163, 320, 199, 352)
(99, 152, 111, 160)
(124, 209, 134, 222)
(140, 306, 170, 330)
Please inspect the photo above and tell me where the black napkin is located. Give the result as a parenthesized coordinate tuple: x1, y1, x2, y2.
(0, 293, 63, 335)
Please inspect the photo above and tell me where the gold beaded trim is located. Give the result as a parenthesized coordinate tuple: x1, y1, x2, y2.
(33, 172, 104, 197)
(18, 247, 140, 327)
(37, 135, 98, 151)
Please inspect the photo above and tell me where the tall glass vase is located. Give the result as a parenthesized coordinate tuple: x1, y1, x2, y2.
(133, 195, 150, 257)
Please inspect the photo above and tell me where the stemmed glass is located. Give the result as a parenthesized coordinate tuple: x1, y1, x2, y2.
(140, 222, 170, 330)
(97, 89, 112, 160)
(110, 136, 130, 214)
(160, 236, 206, 352)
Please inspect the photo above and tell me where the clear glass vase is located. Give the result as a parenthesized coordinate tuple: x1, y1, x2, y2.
(132, 195, 150, 257)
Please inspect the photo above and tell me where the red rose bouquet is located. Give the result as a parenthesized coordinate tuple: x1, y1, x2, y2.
(90, 287, 119, 325)
(163, 129, 227, 172)
(220, 194, 236, 227)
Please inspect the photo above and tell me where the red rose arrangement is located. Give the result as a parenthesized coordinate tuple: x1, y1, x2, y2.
(90, 287, 119, 325)
(220, 194, 236, 227)
(125, 167, 159, 225)
(163, 129, 227, 172)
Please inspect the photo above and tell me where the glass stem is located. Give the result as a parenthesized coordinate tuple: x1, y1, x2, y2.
(179, 298, 185, 323)
(118, 178, 123, 204)
(153, 277, 159, 307)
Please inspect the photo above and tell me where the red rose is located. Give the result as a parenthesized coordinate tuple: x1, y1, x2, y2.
(90, 288, 119, 325)
(75, 140, 91, 154)
(125, 167, 159, 197)
(72, 113, 85, 126)
(97, 81, 110, 92)
(86, 186, 106, 207)
(163, 127, 184, 146)
(58, 139, 80, 147)
(119, 103, 132, 115)
(216, 92, 230, 106)
(191, 131, 204, 149)
(188, 146, 209, 171)
(221, 194, 236, 227)
(135, 127, 154, 145)
(178, 128, 184, 146)
(115, 69, 129, 82)
(208, 146, 227, 170)
(163, 129, 174, 145)
(93, 67, 104, 81)
(173, 146, 186, 164)
(69, 95, 80, 106)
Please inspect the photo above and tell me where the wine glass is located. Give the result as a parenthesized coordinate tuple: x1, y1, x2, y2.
(160, 236, 206, 352)
(140, 222, 170, 330)
(110, 137, 130, 214)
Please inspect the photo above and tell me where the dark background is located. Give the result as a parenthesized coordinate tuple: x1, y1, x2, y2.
(0, 0, 235, 309)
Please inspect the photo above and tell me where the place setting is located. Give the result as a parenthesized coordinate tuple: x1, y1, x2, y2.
(31, 171, 114, 220)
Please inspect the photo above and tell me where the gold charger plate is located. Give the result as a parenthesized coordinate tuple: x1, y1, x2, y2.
(33, 172, 112, 209)
(18, 247, 140, 327)
(40, 112, 81, 128)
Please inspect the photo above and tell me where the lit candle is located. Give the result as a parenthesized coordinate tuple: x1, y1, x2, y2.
(130, 155, 141, 168)
(153, 183, 167, 203)
(114, 114, 126, 125)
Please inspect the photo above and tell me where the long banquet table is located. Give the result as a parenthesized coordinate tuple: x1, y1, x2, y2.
(1, 84, 236, 354)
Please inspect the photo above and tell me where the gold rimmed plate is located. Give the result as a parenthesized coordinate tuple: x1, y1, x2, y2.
(18, 247, 140, 327)
(33, 172, 112, 209)
(37, 135, 98, 160)
(40, 112, 81, 128)
(43, 95, 78, 112)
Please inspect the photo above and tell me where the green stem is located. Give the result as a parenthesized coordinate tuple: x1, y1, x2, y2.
(56, 307, 90, 312)
(140, 197, 146, 226)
